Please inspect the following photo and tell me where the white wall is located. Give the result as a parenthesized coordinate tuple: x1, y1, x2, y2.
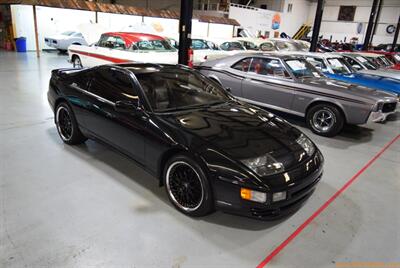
(37, 6, 95, 50)
(229, 1, 311, 37)
(11, 5, 35, 51)
(10, 4, 234, 51)
(308, 0, 400, 45)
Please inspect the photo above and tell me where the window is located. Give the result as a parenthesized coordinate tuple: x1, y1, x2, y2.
(135, 68, 230, 112)
(343, 57, 363, 71)
(285, 59, 322, 78)
(326, 58, 352, 74)
(249, 57, 291, 78)
(306, 57, 328, 72)
(275, 41, 298, 51)
(191, 39, 210, 50)
(113, 37, 126, 50)
(98, 35, 115, 47)
(231, 58, 252, 72)
(220, 42, 245, 51)
(89, 67, 138, 103)
(287, 3, 293, 13)
(338, 6, 356, 21)
(70, 73, 91, 90)
(259, 42, 275, 51)
(351, 56, 377, 70)
(133, 40, 176, 51)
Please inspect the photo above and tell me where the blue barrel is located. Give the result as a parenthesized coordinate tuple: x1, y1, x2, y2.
(15, 37, 27, 52)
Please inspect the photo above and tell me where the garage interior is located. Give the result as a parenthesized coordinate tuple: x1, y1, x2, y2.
(0, 0, 399, 268)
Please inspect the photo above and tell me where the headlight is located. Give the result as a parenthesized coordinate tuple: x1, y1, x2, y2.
(373, 101, 384, 112)
(296, 134, 315, 156)
(241, 154, 284, 177)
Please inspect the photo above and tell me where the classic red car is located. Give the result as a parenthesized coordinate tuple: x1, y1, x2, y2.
(365, 50, 400, 70)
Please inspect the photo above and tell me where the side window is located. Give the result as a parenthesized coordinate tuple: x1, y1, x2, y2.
(89, 68, 139, 103)
(71, 73, 91, 90)
(231, 58, 252, 72)
(98, 35, 116, 48)
(306, 57, 328, 72)
(344, 57, 362, 70)
(259, 42, 274, 51)
(192, 39, 208, 50)
(114, 37, 126, 50)
(249, 57, 291, 78)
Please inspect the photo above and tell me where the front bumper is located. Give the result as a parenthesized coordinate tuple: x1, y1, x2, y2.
(369, 102, 398, 122)
(214, 154, 324, 220)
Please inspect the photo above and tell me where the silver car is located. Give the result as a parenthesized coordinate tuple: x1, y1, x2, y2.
(44, 31, 88, 52)
(198, 53, 398, 137)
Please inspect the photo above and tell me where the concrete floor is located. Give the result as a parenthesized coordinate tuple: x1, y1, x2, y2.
(0, 51, 399, 268)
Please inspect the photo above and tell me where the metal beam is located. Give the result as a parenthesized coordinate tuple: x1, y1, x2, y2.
(391, 16, 400, 52)
(33, 5, 40, 57)
(310, 0, 324, 52)
(178, 0, 193, 65)
(362, 0, 379, 50)
(370, 0, 382, 45)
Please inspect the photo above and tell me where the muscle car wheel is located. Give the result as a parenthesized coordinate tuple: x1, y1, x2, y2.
(55, 102, 87, 145)
(72, 56, 83, 68)
(306, 104, 344, 137)
(164, 155, 214, 217)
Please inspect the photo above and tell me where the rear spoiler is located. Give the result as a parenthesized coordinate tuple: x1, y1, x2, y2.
(51, 67, 88, 77)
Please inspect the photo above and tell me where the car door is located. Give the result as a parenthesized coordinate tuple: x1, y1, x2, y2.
(85, 66, 147, 163)
(241, 57, 295, 111)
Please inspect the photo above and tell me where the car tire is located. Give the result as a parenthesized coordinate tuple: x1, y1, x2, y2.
(163, 154, 214, 217)
(306, 104, 344, 137)
(55, 102, 87, 145)
(72, 55, 83, 68)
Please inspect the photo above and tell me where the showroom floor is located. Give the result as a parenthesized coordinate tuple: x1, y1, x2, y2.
(0, 51, 399, 268)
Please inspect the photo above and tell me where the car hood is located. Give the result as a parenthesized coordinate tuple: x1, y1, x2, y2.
(358, 69, 400, 80)
(158, 102, 309, 171)
(46, 34, 70, 40)
(302, 76, 398, 101)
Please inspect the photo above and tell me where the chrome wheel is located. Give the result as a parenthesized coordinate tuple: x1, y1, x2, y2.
(166, 161, 204, 212)
(73, 57, 82, 68)
(312, 109, 335, 133)
(56, 106, 73, 141)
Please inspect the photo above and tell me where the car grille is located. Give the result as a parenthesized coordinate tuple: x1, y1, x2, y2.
(382, 102, 397, 113)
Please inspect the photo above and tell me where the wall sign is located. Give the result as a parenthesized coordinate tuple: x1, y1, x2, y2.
(386, 25, 396, 34)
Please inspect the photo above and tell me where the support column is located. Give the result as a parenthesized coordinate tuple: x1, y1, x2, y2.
(33, 5, 40, 57)
(310, 0, 324, 52)
(370, 0, 382, 45)
(362, 0, 379, 50)
(391, 16, 400, 52)
(178, 0, 193, 65)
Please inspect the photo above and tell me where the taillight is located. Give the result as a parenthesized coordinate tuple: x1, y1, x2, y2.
(188, 48, 194, 68)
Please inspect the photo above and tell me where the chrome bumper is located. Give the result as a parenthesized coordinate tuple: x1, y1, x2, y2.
(369, 103, 398, 122)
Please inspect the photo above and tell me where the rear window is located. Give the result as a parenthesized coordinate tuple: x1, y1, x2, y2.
(132, 40, 176, 52)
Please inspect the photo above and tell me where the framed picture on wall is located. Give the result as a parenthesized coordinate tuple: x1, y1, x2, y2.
(338, 6, 356, 21)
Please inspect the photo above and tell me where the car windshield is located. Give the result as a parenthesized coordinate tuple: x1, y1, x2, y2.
(285, 59, 323, 78)
(61, 31, 76, 36)
(355, 56, 378, 70)
(132, 40, 176, 52)
(136, 68, 231, 112)
(275, 41, 299, 51)
(327, 58, 353, 74)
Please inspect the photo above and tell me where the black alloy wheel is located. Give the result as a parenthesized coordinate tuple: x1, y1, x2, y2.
(164, 155, 214, 217)
(55, 102, 87, 145)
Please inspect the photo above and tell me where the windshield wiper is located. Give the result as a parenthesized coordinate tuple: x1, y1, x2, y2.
(158, 101, 227, 112)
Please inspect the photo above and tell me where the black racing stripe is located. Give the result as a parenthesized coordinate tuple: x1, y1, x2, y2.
(199, 67, 368, 105)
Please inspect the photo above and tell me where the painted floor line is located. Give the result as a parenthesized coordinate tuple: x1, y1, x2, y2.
(256, 134, 400, 268)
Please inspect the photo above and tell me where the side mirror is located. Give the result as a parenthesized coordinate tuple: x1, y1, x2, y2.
(114, 100, 139, 113)
(352, 64, 362, 71)
(225, 87, 232, 92)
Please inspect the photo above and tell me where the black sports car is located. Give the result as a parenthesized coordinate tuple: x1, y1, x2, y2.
(48, 63, 324, 219)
